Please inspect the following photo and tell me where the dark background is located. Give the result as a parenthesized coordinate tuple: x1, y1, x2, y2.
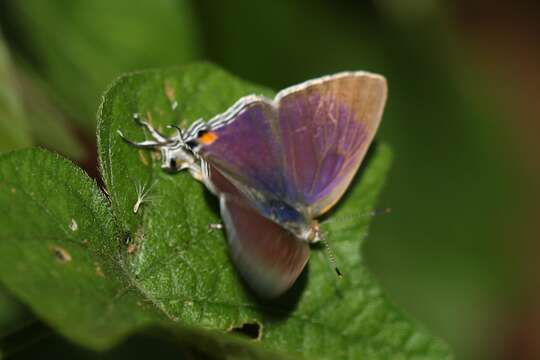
(0, 1, 538, 359)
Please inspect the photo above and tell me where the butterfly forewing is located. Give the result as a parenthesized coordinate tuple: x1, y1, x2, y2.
(194, 72, 386, 218)
(196, 99, 289, 200)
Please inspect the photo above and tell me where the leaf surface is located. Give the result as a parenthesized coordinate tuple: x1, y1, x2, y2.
(0, 148, 282, 359)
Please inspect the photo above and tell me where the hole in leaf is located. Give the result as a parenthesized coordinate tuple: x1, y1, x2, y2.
(228, 322, 262, 340)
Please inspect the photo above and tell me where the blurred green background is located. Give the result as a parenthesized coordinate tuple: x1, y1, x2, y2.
(0, 1, 538, 359)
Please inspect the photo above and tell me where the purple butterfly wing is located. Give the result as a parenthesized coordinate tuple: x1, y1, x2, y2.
(194, 98, 289, 201)
(192, 72, 386, 218)
(219, 193, 309, 298)
(277, 72, 387, 216)
(203, 163, 308, 297)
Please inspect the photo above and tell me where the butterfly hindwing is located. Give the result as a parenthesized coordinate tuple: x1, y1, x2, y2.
(276, 72, 387, 216)
(219, 193, 310, 298)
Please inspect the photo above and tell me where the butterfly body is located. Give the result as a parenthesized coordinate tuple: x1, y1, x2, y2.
(120, 71, 387, 297)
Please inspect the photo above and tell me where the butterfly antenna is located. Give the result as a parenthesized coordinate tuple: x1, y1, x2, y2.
(166, 124, 184, 141)
(322, 239, 343, 278)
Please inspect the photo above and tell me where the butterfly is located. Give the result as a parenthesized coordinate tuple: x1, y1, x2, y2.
(118, 71, 387, 298)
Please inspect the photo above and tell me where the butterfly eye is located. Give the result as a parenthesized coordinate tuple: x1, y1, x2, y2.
(185, 139, 198, 149)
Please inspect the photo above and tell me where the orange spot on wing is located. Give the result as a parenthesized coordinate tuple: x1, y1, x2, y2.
(199, 131, 218, 145)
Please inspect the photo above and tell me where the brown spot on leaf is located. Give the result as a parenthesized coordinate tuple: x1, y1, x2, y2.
(95, 263, 105, 277)
(50, 246, 72, 263)
(127, 243, 138, 254)
(127, 225, 144, 254)
(164, 80, 176, 102)
(10, 188, 16, 194)
(138, 150, 149, 166)
(146, 111, 154, 124)
(151, 150, 161, 161)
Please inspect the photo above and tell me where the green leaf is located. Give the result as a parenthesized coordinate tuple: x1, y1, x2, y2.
(0, 31, 31, 152)
(15, 67, 86, 160)
(0, 62, 450, 359)
(0, 148, 282, 359)
(3, 0, 200, 129)
(0, 32, 37, 350)
(0, 148, 132, 346)
(0, 284, 33, 335)
(0, 26, 83, 159)
(97, 62, 451, 359)
(0, 284, 35, 358)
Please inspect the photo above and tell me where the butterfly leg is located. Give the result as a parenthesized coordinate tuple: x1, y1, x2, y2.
(132, 113, 169, 143)
(117, 113, 203, 180)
